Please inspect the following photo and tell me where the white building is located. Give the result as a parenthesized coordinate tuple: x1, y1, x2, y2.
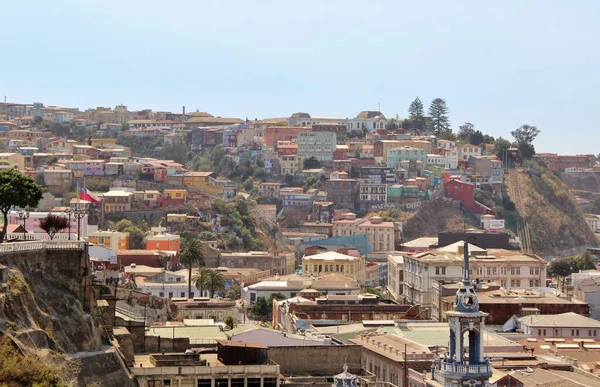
(302, 251, 365, 284)
(458, 143, 481, 161)
(346, 111, 387, 133)
(387, 254, 404, 302)
(287, 112, 346, 127)
(242, 273, 361, 304)
(426, 154, 445, 167)
(517, 312, 600, 338)
(443, 148, 458, 169)
(403, 241, 547, 308)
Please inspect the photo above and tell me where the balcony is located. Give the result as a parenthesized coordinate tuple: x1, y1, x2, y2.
(440, 362, 491, 375)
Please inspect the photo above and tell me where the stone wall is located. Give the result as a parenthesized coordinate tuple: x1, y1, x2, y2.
(269, 345, 362, 376)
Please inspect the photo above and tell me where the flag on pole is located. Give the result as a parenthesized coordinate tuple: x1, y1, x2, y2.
(79, 185, 100, 203)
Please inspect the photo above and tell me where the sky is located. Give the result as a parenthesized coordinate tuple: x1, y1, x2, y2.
(2, 0, 599, 154)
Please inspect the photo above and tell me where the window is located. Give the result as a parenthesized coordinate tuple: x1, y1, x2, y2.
(501, 267, 506, 275)
(168, 292, 173, 298)
(516, 280, 521, 287)
(436, 267, 440, 275)
(516, 267, 521, 275)
(487, 267, 491, 276)
(530, 268, 534, 275)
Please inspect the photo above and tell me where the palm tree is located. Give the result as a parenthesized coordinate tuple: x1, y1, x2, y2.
(179, 237, 205, 299)
(206, 269, 226, 298)
(192, 267, 210, 297)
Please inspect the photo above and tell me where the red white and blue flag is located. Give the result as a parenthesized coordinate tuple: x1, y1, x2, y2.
(79, 186, 100, 203)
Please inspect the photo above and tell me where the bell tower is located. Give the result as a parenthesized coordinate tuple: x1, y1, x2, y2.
(439, 241, 492, 387)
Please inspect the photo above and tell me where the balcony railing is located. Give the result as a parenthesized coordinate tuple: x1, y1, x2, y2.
(0, 240, 85, 253)
(440, 362, 491, 375)
(7, 233, 79, 241)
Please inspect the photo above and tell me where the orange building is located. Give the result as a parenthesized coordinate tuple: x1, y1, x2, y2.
(145, 233, 181, 253)
(264, 126, 312, 149)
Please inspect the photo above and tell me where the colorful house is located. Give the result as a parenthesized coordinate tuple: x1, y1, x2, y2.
(183, 171, 224, 196)
(160, 189, 187, 206)
(146, 233, 181, 254)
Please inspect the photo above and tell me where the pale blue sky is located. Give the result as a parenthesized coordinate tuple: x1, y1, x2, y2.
(2, 0, 599, 154)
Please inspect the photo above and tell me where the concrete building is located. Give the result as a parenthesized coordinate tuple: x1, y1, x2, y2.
(326, 179, 359, 210)
(302, 250, 365, 284)
(386, 147, 427, 169)
(88, 230, 130, 251)
(458, 143, 481, 162)
(332, 213, 395, 252)
(358, 180, 387, 212)
(405, 242, 548, 309)
(101, 190, 133, 213)
(297, 131, 337, 162)
(146, 233, 181, 254)
(264, 126, 311, 149)
(387, 254, 404, 302)
(43, 168, 73, 195)
(442, 148, 458, 169)
(517, 312, 600, 338)
(257, 182, 282, 199)
(349, 334, 433, 387)
(287, 112, 346, 127)
(533, 153, 595, 171)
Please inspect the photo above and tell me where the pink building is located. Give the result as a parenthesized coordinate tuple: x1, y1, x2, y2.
(63, 160, 105, 177)
(8, 210, 88, 238)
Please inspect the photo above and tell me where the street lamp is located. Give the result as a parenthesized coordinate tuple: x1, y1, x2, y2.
(64, 208, 73, 240)
(17, 209, 30, 238)
(72, 204, 88, 241)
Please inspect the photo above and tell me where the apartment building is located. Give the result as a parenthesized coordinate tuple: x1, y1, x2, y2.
(101, 190, 133, 213)
(358, 180, 387, 212)
(386, 147, 427, 169)
(88, 230, 130, 251)
(258, 182, 282, 199)
(264, 126, 311, 149)
(332, 213, 395, 252)
(296, 131, 337, 162)
(63, 160, 105, 177)
(146, 233, 181, 254)
(326, 179, 359, 210)
(404, 241, 548, 309)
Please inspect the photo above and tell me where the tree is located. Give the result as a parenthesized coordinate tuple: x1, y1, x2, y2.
(458, 122, 475, 141)
(547, 258, 573, 290)
(206, 268, 225, 298)
(180, 238, 205, 299)
(269, 292, 286, 303)
(365, 287, 383, 298)
(192, 266, 210, 297)
(493, 137, 513, 160)
(162, 140, 189, 164)
(428, 98, 450, 136)
(385, 119, 399, 132)
(0, 170, 44, 243)
(39, 214, 70, 240)
(303, 157, 321, 170)
(114, 219, 135, 231)
(511, 125, 540, 160)
(33, 116, 43, 126)
(408, 97, 425, 131)
(225, 289, 241, 300)
(251, 296, 270, 320)
(469, 130, 485, 146)
(224, 315, 235, 330)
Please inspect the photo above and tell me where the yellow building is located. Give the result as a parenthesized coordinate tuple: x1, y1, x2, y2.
(0, 153, 25, 170)
(90, 138, 118, 148)
(279, 155, 303, 175)
(302, 251, 366, 284)
(88, 230, 130, 251)
(183, 171, 223, 195)
(163, 189, 187, 201)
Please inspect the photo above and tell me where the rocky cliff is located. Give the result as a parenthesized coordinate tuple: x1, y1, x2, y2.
(0, 242, 133, 386)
